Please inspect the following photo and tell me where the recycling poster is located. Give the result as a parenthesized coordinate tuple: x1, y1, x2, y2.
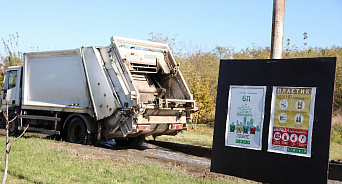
(225, 86, 266, 150)
(268, 87, 316, 157)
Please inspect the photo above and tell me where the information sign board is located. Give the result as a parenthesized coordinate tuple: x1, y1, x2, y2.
(225, 86, 266, 150)
(211, 58, 336, 183)
(268, 87, 316, 157)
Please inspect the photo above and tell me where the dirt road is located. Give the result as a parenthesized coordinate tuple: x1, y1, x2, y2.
(51, 140, 246, 182)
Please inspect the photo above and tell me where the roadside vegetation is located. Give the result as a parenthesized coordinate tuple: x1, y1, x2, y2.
(0, 33, 23, 88)
(147, 124, 214, 147)
(331, 114, 342, 146)
(149, 33, 342, 125)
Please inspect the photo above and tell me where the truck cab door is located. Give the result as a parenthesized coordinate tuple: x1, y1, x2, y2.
(1, 68, 21, 110)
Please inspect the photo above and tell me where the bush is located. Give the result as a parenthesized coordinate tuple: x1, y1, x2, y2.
(332, 114, 342, 143)
(331, 124, 342, 144)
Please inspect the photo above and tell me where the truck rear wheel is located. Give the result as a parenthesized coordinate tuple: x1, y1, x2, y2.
(67, 117, 92, 144)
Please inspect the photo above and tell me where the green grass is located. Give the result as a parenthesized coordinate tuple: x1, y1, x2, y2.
(331, 124, 342, 144)
(147, 124, 214, 147)
(330, 114, 342, 160)
(330, 141, 342, 161)
(331, 118, 342, 144)
(0, 137, 250, 184)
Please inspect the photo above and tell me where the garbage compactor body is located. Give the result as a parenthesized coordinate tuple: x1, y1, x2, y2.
(0, 36, 198, 144)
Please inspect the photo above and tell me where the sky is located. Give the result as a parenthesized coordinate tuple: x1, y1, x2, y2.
(0, 0, 341, 54)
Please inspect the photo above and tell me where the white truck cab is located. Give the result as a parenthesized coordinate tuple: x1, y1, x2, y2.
(1, 66, 22, 110)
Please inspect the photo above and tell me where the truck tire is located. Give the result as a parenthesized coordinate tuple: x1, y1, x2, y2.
(8, 113, 19, 136)
(67, 117, 92, 145)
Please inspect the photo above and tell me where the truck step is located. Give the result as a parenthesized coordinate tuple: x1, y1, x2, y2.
(18, 115, 61, 122)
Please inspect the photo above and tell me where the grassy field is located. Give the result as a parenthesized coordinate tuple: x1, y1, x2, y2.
(0, 137, 253, 184)
(330, 114, 342, 160)
(147, 124, 214, 147)
(331, 114, 342, 144)
(147, 124, 215, 148)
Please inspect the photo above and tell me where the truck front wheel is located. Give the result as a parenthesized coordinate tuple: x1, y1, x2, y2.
(67, 117, 91, 144)
(8, 113, 19, 136)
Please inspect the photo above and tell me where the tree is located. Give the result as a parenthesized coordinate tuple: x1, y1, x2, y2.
(0, 33, 23, 88)
(212, 45, 234, 59)
(0, 33, 26, 184)
(148, 32, 182, 57)
(180, 51, 219, 124)
(2, 99, 29, 184)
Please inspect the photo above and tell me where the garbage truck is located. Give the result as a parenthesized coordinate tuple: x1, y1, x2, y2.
(1, 36, 198, 146)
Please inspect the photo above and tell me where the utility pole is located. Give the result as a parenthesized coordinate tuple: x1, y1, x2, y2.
(270, 0, 286, 59)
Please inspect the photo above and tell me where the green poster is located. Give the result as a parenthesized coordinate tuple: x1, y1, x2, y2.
(225, 86, 266, 150)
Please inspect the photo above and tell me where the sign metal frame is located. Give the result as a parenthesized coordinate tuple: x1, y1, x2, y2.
(211, 58, 336, 184)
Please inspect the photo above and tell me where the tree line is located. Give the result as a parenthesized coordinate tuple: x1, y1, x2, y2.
(148, 33, 342, 124)
(183, 45, 342, 124)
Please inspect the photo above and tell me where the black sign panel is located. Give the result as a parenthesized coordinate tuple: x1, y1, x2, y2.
(211, 58, 336, 184)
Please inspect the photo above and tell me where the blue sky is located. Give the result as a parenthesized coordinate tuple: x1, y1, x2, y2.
(0, 0, 341, 54)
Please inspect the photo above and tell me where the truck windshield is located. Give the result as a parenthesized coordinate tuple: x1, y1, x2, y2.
(3, 70, 17, 90)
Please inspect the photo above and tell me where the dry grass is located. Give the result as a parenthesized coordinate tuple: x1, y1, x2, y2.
(332, 114, 342, 126)
(331, 114, 342, 144)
